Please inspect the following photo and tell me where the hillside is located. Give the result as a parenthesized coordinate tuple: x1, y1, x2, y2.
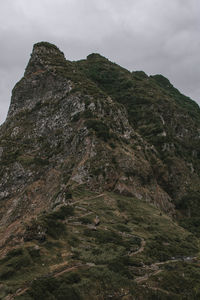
(0, 42, 200, 299)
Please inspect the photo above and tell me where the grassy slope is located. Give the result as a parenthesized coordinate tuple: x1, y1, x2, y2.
(1, 187, 200, 299)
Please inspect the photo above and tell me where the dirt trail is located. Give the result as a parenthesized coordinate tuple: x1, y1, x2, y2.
(135, 256, 197, 285)
(53, 264, 86, 278)
(149, 286, 170, 295)
(7, 287, 30, 300)
(135, 274, 149, 283)
(130, 237, 146, 256)
(151, 256, 197, 269)
(135, 269, 163, 283)
(15, 287, 29, 297)
(71, 193, 105, 206)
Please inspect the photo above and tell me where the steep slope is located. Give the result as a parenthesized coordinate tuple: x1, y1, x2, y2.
(77, 54, 200, 202)
(0, 42, 200, 299)
(0, 42, 176, 252)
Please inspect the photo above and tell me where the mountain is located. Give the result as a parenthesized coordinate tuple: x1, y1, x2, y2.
(0, 42, 200, 299)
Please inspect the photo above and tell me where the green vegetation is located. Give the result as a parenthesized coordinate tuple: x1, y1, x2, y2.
(155, 262, 200, 298)
(24, 205, 74, 241)
(152, 74, 200, 120)
(49, 206, 74, 220)
(0, 248, 32, 280)
(41, 206, 74, 238)
(26, 275, 81, 300)
(85, 119, 110, 141)
(1, 191, 200, 299)
(176, 192, 200, 237)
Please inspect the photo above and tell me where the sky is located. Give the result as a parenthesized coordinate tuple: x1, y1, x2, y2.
(0, 0, 200, 124)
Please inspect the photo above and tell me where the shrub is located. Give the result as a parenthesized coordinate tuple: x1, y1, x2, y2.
(82, 110, 94, 119)
(27, 247, 40, 259)
(85, 119, 110, 141)
(27, 276, 81, 300)
(83, 229, 123, 245)
(43, 215, 66, 239)
(6, 254, 31, 270)
(64, 272, 81, 284)
(78, 216, 91, 224)
(0, 248, 31, 280)
(0, 266, 14, 280)
(114, 224, 131, 233)
(108, 258, 132, 279)
(28, 277, 59, 299)
(117, 199, 126, 212)
(6, 248, 23, 259)
(56, 284, 81, 300)
(50, 206, 74, 220)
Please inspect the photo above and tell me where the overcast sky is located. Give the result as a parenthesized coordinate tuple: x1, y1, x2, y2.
(0, 0, 200, 124)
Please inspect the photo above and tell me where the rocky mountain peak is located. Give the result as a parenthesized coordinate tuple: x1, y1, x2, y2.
(24, 41, 66, 77)
(7, 42, 68, 118)
(1, 42, 200, 298)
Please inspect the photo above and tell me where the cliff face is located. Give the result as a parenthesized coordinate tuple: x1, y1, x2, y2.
(0, 42, 200, 299)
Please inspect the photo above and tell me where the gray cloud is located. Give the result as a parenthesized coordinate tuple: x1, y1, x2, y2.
(0, 0, 199, 124)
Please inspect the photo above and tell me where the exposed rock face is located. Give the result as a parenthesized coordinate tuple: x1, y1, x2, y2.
(0, 41, 200, 252)
(8, 43, 68, 118)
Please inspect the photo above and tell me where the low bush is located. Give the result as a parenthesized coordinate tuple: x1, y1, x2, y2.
(0, 248, 31, 280)
(108, 259, 132, 279)
(114, 223, 131, 233)
(85, 119, 110, 141)
(42, 215, 66, 239)
(0, 266, 15, 280)
(27, 276, 82, 300)
(84, 229, 123, 245)
(78, 216, 92, 224)
(50, 206, 74, 220)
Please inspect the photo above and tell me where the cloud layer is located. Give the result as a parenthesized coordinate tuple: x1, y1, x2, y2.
(0, 0, 199, 124)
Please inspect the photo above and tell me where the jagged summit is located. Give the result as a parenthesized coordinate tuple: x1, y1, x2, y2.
(24, 41, 66, 77)
(34, 41, 62, 52)
(7, 42, 68, 118)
